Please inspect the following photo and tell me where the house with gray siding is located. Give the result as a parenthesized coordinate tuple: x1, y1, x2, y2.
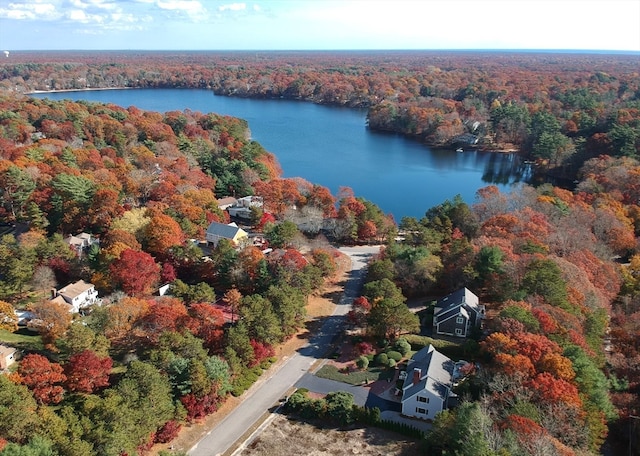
(433, 288, 484, 338)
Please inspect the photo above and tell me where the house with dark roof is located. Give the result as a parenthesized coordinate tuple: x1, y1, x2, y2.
(401, 345, 456, 420)
(205, 222, 249, 247)
(433, 288, 484, 338)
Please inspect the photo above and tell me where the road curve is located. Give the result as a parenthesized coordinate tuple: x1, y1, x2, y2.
(188, 245, 380, 456)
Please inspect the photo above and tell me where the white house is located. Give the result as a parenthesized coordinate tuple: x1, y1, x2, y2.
(401, 345, 456, 420)
(50, 279, 99, 313)
(217, 197, 238, 210)
(63, 232, 97, 258)
(0, 344, 17, 370)
(433, 288, 485, 338)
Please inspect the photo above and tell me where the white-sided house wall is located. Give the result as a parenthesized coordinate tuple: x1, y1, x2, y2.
(401, 345, 455, 420)
(0, 345, 17, 370)
(401, 373, 448, 420)
(52, 280, 99, 313)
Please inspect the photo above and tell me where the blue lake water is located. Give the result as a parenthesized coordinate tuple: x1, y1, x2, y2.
(31, 89, 530, 219)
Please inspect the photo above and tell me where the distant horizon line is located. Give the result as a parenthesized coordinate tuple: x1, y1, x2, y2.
(3, 48, 640, 55)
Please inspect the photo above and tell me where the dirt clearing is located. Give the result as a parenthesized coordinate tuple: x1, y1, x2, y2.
(239, 414, 421, 456)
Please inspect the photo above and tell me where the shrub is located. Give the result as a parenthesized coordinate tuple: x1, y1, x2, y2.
(394, 338, 411, 356)
(387, 358, 396, 368)
(286, 390, 311, 412)
(326, 391, 355, 425)
(231, 367, 260, 396)
(154, 420, 182, 444)
(356, 355, 369, 370)
(375, 353, 389, 366)
(386, 350, 402, 362)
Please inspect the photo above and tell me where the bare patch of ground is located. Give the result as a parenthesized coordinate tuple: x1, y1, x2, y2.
(239, 414, 421, 456)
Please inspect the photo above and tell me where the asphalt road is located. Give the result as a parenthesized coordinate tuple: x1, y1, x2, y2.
(188, 245, 380, 456)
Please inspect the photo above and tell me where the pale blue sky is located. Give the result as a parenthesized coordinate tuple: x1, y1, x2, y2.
(0, 0, 639, 51)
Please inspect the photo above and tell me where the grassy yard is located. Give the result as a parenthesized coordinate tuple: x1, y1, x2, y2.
(315, 363, 395, 385)
(0, 328, 43, 352)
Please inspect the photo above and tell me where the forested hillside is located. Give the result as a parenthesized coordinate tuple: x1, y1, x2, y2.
(0, 51, 639, 456)
(0, 92, 396, 455)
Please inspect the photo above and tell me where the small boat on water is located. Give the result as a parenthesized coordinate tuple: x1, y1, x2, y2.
(456, 147, 464, 153)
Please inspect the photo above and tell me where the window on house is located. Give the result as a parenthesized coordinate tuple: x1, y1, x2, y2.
(455, 328, 463, 335)
(456, 316, 464, 324)
(417, 396, 429, 403)
(416, 407, 426, 415)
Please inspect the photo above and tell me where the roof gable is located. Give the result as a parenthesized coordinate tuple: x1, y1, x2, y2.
(403, 345, 454, 387)
(206, 222, 247, 239)
(57, 280, 94, 300)
(435, 287, 479, 312)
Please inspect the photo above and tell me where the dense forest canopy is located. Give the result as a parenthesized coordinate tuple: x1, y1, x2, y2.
(0, 51, 639, 456)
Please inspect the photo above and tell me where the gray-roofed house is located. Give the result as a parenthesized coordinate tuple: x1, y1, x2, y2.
(433, 288, 484, 338)
(205, 222, 249, 247)
(401, 344, 456, 420)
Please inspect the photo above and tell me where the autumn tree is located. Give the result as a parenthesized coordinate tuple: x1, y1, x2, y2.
(0, 300, 17, 331)
(137, 297, 188, 343)
(186, 303, 225, 351)
(141, 210, 185, 258)
(223, 287, 242, 323)
(28, 300, 73, 348)
(18, 353, 66, 405)
(110, 248, 160, 296)
(100, 295, 150, 341)
(64, 350, 113, 394)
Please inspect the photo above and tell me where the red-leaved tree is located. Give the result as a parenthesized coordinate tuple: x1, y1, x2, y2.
(18, 353, 66, 404)
(110, 248, 161, 296)
(64, 350, 113, 394)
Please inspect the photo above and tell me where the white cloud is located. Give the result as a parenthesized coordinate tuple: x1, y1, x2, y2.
(156, 0, 207, 20)
(68, 8, 100, 22)
(69, 0, 120, 10)
(0, 1, 59, 20)
(218, 2, 245, 12)
(156, 0, 201, 11)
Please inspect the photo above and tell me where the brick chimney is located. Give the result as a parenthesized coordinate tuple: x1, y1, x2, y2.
(413, 368, 421, 385)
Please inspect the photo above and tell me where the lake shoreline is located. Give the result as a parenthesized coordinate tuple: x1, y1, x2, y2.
(30, 88, 529, 218)
(26, 87, 521, 154)
(27, 87, 133, 95)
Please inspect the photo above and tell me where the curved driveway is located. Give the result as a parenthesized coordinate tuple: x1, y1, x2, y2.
(189, 245, 380, 456)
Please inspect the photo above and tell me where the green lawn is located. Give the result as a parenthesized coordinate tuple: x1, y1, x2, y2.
(315, 364, 394, 385)
(0, 328, 43, 352)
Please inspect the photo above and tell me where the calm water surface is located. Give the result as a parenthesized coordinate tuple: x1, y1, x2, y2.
(31, 89, 530, 219)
